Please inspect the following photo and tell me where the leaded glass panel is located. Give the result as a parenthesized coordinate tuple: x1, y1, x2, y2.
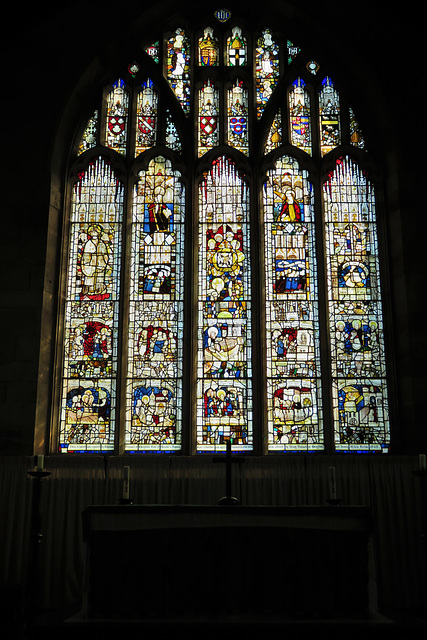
(167, 28, 191, 115)
(323, 156, 390, 452)
(126, 156, 185, 452)
(289, 78, 312, 155)
(227, 80, 249, 154)
(227, 27, 247, 66)
(264, 156, 323, 451)
(59, 157, 123, 452)
(105, 79, 129, 155)
(135, 79, 158, 156)
(198, 79, 220, 156)
(255, 29, 279, 118)
(319, 76, 341, 156)
(197, 156, 253, 452)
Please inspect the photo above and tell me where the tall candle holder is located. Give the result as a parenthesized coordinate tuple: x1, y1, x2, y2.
(27, 466, 51, 623)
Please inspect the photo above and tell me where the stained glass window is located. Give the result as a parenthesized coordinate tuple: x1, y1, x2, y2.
(264, 156, 323, 451)
(198, 79, 220, 156)
(60, 14, 390, 455)
(227, 79, 249, 154)
(197, 156, 253, 452)
(199, 27, 220, 66)
(126, 157, 185, 452)
(59, 157, 123, 452)
(135, 79, 158, 156)
(255, 29, 280, 118)
(289, 78, 312, 155)
(324, 157, 390, 452)
(167, 28, 191, 115)
(227, 27, 247, 66)
(319, 76, 341, 156)
(105, 79, 129, 155)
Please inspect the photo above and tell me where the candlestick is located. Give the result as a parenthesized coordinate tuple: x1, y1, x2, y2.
(328, 466, 337, 500)
(36, 455, 44, 471)
(123, 466, 130, 500)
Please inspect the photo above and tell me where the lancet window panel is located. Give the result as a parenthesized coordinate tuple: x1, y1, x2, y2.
(197, 156, 253, 453)
(59, 157, 124, 453)
(263, 156, 323, 452)
(323, 156, 390, 452)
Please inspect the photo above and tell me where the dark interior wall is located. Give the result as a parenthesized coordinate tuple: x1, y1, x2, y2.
(0, 1, 424, 455)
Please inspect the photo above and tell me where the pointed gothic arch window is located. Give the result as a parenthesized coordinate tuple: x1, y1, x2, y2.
(53, 10, 391, 455)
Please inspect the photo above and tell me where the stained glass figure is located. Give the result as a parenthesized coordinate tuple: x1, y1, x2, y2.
(265, 111, 282, 153)
(105, 79, 129, 155)
(165, 109, 182, 153)
(78, 110, 98, 155)
(264, 156, 323, 451)
(319, 76, 341, 156)
(198, 79, 220, 156)
(197, 156, 253, 452)
(167, 28, 191, 115)
(135, 79, 158, 156)
(60, 157, 123, 452)
(289, 78, 312, 155)
(227, 26, 247, 66)
(255, 29, 280, 119)
(349, 107, 366, 149)
(227, 79, 249, 154)
(323, 156, 389, 452)
(199, 27, 220, 65)
(287, 40, 301, 64)
(126, 156, 185, 451)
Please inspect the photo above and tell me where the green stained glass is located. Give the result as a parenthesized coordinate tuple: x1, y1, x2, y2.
(126, 156, 184, 451)
(59, 157, 124, 453)
(264, 156, 323, 451)
(105, 79, 129, 155)
(145, 42, 160, 63)
(255, 29, 279, 119)
(167, 28, 191, 115)
(197, 156, 253, 452)
(135, 79, 158, 156)
(287, 40, 301, 64)
(319, 76, 341, 156)
(323, 156, 390, 452)
(289, 78, 312, 155)
(227, 79, 249, 154)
